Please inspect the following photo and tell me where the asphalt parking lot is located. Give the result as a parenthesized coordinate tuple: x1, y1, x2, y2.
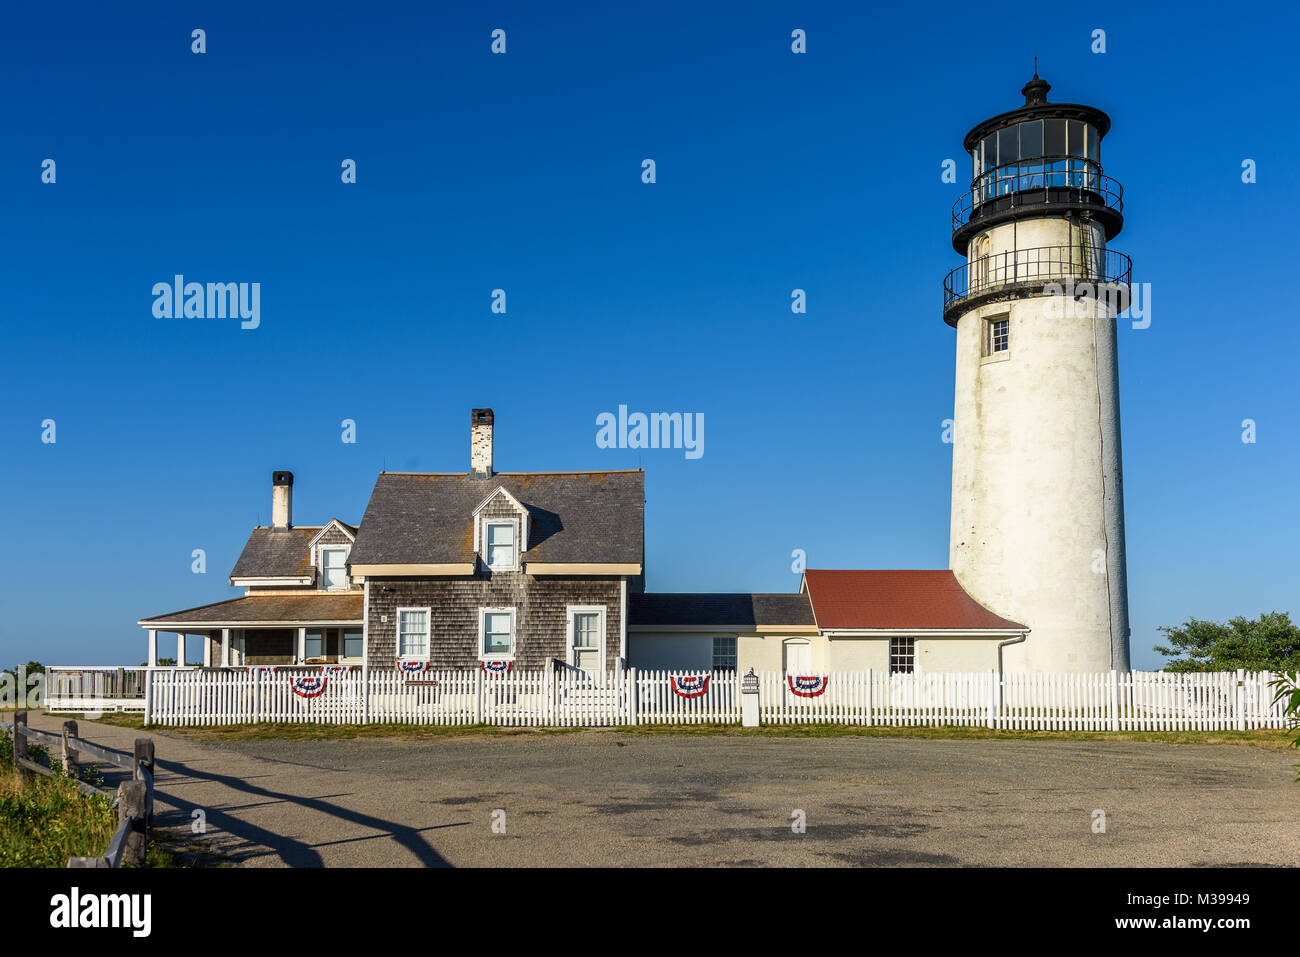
(27, 714, 1299, 867)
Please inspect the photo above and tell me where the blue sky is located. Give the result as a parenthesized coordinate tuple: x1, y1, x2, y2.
(1, 1, 1296, 670)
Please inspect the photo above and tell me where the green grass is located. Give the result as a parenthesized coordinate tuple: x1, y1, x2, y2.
(75, 711, 1297, 750)
(0, 722, 213, 867)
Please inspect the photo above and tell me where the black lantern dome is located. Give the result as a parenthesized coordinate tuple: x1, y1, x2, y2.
(949, 74, 1124, 254)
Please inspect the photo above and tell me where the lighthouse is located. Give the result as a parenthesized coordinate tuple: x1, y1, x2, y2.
(944, 72, 1132, 673)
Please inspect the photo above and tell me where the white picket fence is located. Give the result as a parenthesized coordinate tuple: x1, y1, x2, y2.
(143, 667, 1293, 731)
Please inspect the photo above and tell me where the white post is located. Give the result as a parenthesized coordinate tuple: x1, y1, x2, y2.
(147, 629, 158, 668)
(203, 632, 212, 667)
(1108, 669, 1119, 731)
(741, 668, 760, 728)
(296, 628, 307, 664)
(143, 669, 154, 726)
(987, 669, 997, 729)
(221, 628, 230, 668)
(474, 667, 484, 724)
(176, 632, 185, 668)
(1235, 668, 1246, 731)
(627, 667, 638, 725)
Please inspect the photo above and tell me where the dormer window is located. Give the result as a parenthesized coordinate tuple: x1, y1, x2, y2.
(485, 521, 517, 571)
(320, 546, 350, 590)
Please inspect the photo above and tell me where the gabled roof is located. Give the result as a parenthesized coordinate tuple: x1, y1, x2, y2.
(140, 594, 364, 627)
(802, 570, 1026, 631)
(348, 471, 644, 566)
(630, 593, 815, 628)
(229, 522, 358, 580)
(306, 518, 358, 551)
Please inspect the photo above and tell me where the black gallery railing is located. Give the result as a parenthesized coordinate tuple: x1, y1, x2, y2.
(943, 245, 1132, 313)
(952, 163, 1124, 233)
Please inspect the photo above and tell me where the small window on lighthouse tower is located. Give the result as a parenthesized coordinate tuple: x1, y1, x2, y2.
(985, 316, 1009, 356)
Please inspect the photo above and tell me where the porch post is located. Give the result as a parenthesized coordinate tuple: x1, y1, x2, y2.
(297, 627, 306, 664)
(203, 631, 212, 667)
(147, 629, 158, 668)
(221, 628, 231, 668)
(176, 632, 185, 668)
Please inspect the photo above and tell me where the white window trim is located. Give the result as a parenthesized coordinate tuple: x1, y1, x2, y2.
(481, 517, 521, 572)
(479, 606, 517, 660)
(711, 635, 738, 671)
(318, 544, 352, 591)
(565, 605, 606, 673)
(396, 606, 432, 661)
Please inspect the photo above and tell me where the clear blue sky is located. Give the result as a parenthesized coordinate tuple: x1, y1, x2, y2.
(2, 1, 1296, 671)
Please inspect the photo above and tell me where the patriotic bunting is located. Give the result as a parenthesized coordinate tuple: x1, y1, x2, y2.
(397, 660, 429, 675)
(480, 660, 513, 675)
(670, 674, 710, 698)
(290, 674, 328, 698)
(787, 675, 829, 697)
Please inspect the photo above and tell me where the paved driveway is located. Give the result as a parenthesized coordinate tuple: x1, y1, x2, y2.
(24, 714, 1300, 867)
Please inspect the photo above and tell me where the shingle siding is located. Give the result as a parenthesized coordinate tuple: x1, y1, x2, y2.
(366, 575, 624, 669)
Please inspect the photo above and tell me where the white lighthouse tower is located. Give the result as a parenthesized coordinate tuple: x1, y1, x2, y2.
(945, 72, 1132, 672)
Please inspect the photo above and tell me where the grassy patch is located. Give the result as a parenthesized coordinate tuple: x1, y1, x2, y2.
(68, 712, 1296, 750)
(0, 767, 119, 868)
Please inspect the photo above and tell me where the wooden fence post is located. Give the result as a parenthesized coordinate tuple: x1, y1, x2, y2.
(134, 738, 155, 822)
(1235, 668, 1246, 731)
(986, 670, 996, 729)
(627, 667, 638, 725)
(473, 668, 484, 724)
(12, 711, 26, 770)
(61, 719, 79, 775)
(118, 779, 148, 867)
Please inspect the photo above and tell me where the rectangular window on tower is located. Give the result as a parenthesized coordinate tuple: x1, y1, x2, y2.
(984, 316, 1009, 357)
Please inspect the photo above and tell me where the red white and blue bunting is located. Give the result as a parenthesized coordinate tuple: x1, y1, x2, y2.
(396, 660, 429, 675)
(290, 675, 328, 698)
(670, 674, 710, 698)
(480, 660, 513, 675)
(320, 665, 351, 677)
(787, 675, 829, 697)
(246, 666, 277, 676)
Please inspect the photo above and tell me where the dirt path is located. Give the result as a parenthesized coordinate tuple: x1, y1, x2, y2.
(23, 713, 1300, 867)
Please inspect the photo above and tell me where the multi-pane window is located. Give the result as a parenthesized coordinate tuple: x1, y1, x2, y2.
(398, 608, 429, 659)
(572, 613, 600, 671)
(986, 317, 1009, 355)
(482, 609, 514, 656)
(320, 547, 348, 589)
(485, 521, 516, 570)
(342, 628, 363, 659)
(304, 629, 325, 659)
(712, 636, 737, 671)
(889, 637, 916, 675)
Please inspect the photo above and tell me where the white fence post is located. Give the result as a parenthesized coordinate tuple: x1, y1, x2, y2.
(627, 667, 638, 725)
(474, 667, 484, 724)
(987, 669, 996, 729)
(1108, 669, 1119, 732)
(1235, 668, 1246, 731)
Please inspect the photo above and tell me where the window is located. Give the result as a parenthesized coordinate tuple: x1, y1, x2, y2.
(485, 521, 517, 570)
(320, 547, 349, 589)
(890, 637, 916, 674)
(712, 636, 737, 671)
(397, 608, 430, 659)
(568, 607, 604, 672)
(985, 316, 1009, 356)
(480, 608, 515, 658)
(342, 628, 363, 660)
(304, 629, 325, 660)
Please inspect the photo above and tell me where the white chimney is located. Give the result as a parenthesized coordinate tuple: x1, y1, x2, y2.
(272, 471, 293, 528)
(471, 409, 494, 475)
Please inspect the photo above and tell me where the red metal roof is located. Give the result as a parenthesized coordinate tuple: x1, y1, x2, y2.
(803, 570, 1026, 631)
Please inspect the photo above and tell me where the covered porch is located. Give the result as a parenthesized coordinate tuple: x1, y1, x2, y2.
(138, 594, 365, 668)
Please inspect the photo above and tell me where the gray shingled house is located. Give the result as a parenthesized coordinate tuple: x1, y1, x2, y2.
(139, 410, 647, 672)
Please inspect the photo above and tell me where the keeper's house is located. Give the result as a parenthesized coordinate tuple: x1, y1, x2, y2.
(138, 409, 1023, 676)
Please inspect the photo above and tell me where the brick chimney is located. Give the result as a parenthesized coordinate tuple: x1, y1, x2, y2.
(272, 471, 294, 528)
(471, 409, 494, 476)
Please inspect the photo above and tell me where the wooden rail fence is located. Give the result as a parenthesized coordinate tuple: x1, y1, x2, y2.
(2, 711, 156, 867)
